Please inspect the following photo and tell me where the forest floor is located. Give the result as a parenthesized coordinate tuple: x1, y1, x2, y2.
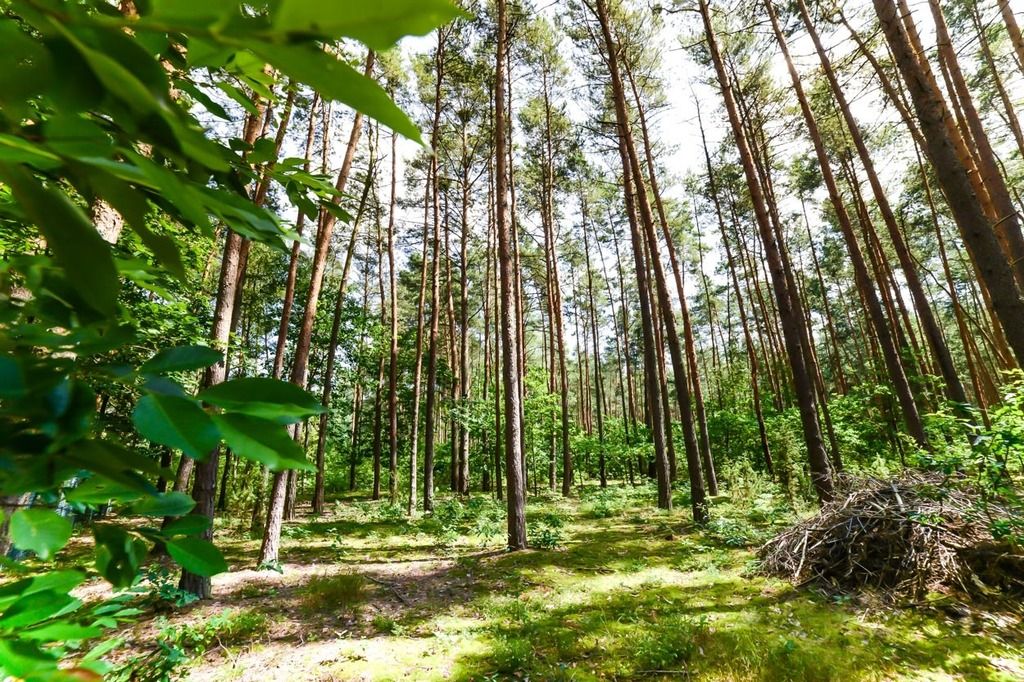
(117, 483, 1024, 681)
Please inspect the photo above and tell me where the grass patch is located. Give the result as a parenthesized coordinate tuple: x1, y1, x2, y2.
(152, 483, 1024, 682)
(300, 572, 366, 614)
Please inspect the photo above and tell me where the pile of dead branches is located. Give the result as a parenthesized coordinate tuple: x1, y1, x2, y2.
(759, 472, 1024, 600)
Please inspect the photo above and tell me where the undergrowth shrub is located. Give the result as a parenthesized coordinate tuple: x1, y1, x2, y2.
(420, 495, 507, 547)
(585, 488, 626, 518)
(492, 635, 533, 674)
(282, 524, 313, 540)
(705, 516, 761, 548)
(163, 609, 269, 653)
(114, 608, 269, 681)
(371, 501, 407, 523)
(427, 497, 466, 547)
(582, 483, 651, 518)
(528, 512, 565, 549)
(371, 614, 406, 636)
(466, 496, 505, 542)
(138, 565, 201, 610)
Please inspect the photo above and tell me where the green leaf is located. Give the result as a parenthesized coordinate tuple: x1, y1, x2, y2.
(212, 413, 313, 472)
(199, 377, 322, 423)
(9, 509, 73, 560)
(162, 515, 210, 537)
(166, 536, 227, 577)
(129, 492, 195, 518)
(251, 42, 422, 143)
(82, 635, 124, 663)
(0, 19, 54, 119)
(215, 79, 260, 116)
(87, 170, 185, 278)
(20, 621, 103, 642)
(45, 114, 115, 160)
(141, 345, 223, 374)
(54, 23, 161, 117)
(0, 134, 62, 170)
(0, 163, 119, 315)
(246, 137, 278, 165)
(0, 571, 85, 613)
(128, 150, 212, 231)
(0, 356, 25, 399)
(273, 0, 466, 51)
(0, 638, 58, 678)
(64, 478, 144, 506)
(133, 394, 219, 460)
(0, 590, 78, 629)
(93, 525, 148, 588)
(147, 0, 242, 32)
(65, 440, 167, 488)
(175, 78, 231, 119)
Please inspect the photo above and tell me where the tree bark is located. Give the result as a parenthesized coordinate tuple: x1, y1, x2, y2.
(497, 0, 527, 549)
(387, 131, 400, 504)
(874, 0, 1024, 366)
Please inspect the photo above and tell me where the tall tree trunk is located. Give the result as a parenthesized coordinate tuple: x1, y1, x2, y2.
(423, 32, 447, 514)
(874, 0, 1024, 366)
(626, 63, 717, 496)
(615, 124, 672, 510)
(537, 70, 573, 496)
(457, 134, 472, 496)
(698, 111, 773, 476)
(407, 163, 433, 514)
(311, 150, 376, 514)
(387, 132, 400, 504)
(259, 53, 374, 567)
(699, 0, 833, 503)
(581, 191, 607, 487)
(497, 0, 527, 548)
(179, 98, 269, 597)
(595, 0, 704, 517)
(998, 0, 1024, 83)
(929, 0, 1024, 290)
(798, 0, 968, 412)
(767, 0, 929, 450)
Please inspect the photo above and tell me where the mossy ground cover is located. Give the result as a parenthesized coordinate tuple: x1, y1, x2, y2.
(123, 484, 1024, 681)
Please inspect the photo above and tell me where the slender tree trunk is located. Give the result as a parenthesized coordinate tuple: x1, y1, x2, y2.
(929, 0, 1024, 291)
(310, 151, 376, 513)
(874, 0, 1024, 366)
(627, 63, 717, 495)
(259, 53, 374, 567)
(699, 0, 833, 502)
(497, 0, 527, 548)
(458, 138, 472, 496)
(581, 192, 608, 487)
(615, 124, 671, 510)
(998, 0, 1024, 76)
(799, 0, 968, 412)
(595, 0, 706, 517)
(387, 132, 400, 504)
(767, 0, 928, 450)
(698, 113, 773, 476)
(178, 98, 270, 597)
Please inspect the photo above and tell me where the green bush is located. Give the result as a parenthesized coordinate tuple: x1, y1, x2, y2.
(372, 501, 408, 523)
